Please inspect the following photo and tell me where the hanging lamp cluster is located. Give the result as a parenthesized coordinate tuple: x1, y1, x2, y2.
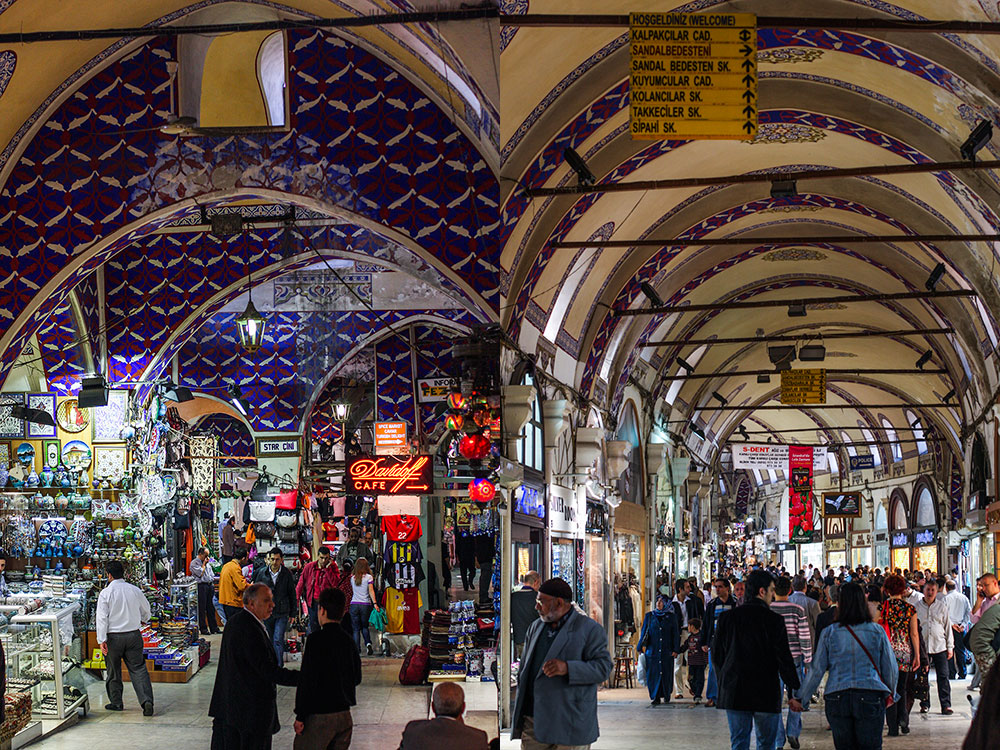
(235, 228, 268, 353)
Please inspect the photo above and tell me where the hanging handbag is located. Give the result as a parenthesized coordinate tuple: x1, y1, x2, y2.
(278, 527, 298, 543)
(249, 501, 276, 522)
(276, 489, 298, 510)
(275, 508, 298, 528)
(845, 625, 895, 708)
(250, 472, 269, 503)
(255, 522, 277, 538)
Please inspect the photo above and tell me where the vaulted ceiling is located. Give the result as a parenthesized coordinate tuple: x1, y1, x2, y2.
(501, 1, 1000, 472)
(0, 1, 500, 431)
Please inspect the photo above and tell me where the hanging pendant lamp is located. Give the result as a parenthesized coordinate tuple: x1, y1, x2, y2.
(235, 234, 267, 353)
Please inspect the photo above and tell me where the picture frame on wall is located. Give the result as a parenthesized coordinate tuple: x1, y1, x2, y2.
(0, 394, 24, 440)
(26, 393, 57, 439)
(93, 389, 130, 443)
(94, 445, 128, 486)
(41, 440, 60, 469)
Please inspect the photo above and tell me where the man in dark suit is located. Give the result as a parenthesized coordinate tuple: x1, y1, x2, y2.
(713, 569, 802, 750)
(210, 583, 300, 750)
(253, 547, 298, 663)
(510, 571, 541, 659)
(398, 682, 489, 750)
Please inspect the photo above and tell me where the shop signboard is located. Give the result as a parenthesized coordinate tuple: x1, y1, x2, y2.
(549, 485, 583, 537)
(256, 436, 301, 457)
(848, 455, 876, 471)
(823, 491, 861, 518)
(377, 495, 421, 516)
(875, 530, 888, 544)
(788, 445, 814, 544)
(347, 455, 433, 495)
(628, 12, 758, 140)
(780, 369, 826, 405)
(913, 528, 937, 546)
(826, 538, 847, 552)
(732, 443, 826, 472)
(515, 485, 545, 519)
(986, 500, 1000, 533)
(890, 531, 911, 548)
(373, 421, 408, 455)
(851, 531, 873, 548)
(416, 377, 453, 403)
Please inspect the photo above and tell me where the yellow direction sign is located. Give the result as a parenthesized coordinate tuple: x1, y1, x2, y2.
(629, 12, 757, 140)
(780, 369, 827, 405)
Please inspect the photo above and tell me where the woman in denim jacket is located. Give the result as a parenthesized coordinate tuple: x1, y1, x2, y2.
(799, 583, 899, 750)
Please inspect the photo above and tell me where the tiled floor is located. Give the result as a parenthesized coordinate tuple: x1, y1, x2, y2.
(26, 637, 437, 749)
(501, 675, 974, 749)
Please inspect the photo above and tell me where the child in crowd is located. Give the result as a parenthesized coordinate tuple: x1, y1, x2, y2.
(683, 617, 709, 703)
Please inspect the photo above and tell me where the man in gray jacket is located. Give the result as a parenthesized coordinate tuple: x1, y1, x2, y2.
(511, 577, 613, 749)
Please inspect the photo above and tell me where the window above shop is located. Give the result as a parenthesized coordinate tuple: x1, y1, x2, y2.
(882, 418, 902, 462)
(905, 410, 928, 455)
(516, 372, 544, 472)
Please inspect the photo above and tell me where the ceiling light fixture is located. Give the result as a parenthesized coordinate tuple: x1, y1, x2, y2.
(915, 350, 933, 369)
(690, 422, 706, 440)
(770, 179, 797, 199)
(563, 147, 596, 187)
(711, 391, 728, 406)
(640, 281, 665, 307)
(78, 375, 109, 408)
(227, 383, 252, 417)
(676, 357, 694, 373)
(787, 302, 807, 318)
(332, 401, 350, 422)
(943, 388, 956, 403)
(235, 230, 267, 354)
(757, 373, 771, 384)
(925, 262, 946, 291)
(768, 345, 796, 366)
(738, 425, 750, 440)
(9, 404, 55, 428)
(160, 380, 194, 403)
(799, 344, 827, 362)
(960, 119, 993, 163)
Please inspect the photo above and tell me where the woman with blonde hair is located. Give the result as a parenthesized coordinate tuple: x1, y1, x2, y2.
(350, 557, 379, 655)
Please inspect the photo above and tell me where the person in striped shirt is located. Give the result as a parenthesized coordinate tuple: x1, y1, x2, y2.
(771, 576, 812, 750)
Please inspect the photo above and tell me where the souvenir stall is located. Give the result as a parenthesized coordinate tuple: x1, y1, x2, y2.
(0, 390, 218, 745)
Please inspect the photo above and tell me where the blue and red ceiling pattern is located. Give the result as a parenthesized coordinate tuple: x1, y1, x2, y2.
(0, 27, 499, 388)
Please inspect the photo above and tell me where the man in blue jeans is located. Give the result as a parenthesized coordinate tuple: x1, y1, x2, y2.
(713, 569, 802, 750)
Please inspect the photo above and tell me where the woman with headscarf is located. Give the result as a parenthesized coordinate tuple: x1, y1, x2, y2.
(638, 594, 681, 705)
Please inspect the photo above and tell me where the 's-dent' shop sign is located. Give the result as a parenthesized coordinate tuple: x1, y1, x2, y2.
(629, 12, 757, 140)
(732, 443, 828, 473)
(347, 455, 433, 495)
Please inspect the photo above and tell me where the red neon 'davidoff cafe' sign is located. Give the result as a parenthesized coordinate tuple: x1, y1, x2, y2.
(347, 455, 434, 495)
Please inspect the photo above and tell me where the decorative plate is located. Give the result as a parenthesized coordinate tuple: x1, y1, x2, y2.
(62, 440, 92, 470)
(15, 442, 34, 466)
(56, 399, 90, 434)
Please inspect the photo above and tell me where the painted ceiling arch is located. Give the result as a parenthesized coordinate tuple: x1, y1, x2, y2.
(0, 0, 498, 168)
(0, 27, 500, 391)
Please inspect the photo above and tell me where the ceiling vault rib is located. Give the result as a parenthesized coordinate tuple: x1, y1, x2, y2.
(662, 369, 948, 381)
(501, 15, 1000, 33)
(640, 328, 954, 348)
(526, 159, 1000, 198)
(554, 234, 1000, 249)
(695, 403, 955, 411)
(614, 290, 976, 316)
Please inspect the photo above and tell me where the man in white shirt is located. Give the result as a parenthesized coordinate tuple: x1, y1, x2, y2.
(97, 560, 153, 716)
(672, 579, 691, 699)
(945, 580, 972, 679)
(914, 578, 954, 715)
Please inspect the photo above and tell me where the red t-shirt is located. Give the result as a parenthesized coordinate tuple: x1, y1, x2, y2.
(382, 514, 422, 542)
(400, 588, 422, 634)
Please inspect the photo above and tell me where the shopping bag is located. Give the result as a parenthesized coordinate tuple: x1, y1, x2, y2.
(369, 607, 388, 632)
(636, 651, 647, 686)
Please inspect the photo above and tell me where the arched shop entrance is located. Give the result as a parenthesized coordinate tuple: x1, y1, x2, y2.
(911, 477, 941, 574)
(890, 489, 911, 573)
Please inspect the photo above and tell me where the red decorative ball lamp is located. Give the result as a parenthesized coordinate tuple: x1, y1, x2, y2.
(469, 478, 496, 503)
(458, 433, 491, 460)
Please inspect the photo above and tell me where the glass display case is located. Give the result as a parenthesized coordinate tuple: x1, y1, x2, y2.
(6, 603, 89, 721)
